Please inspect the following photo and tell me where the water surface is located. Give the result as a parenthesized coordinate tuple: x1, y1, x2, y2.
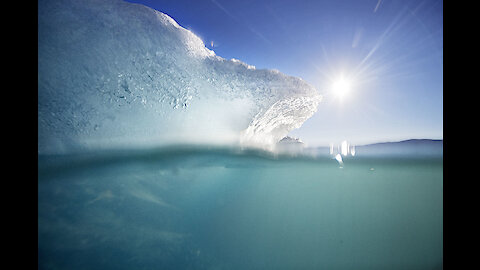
(38, 146, 443, 270)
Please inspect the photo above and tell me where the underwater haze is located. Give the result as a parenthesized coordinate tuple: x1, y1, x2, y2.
(38, 145, 443, 270)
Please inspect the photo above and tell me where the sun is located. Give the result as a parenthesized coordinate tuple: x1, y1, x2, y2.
(331, 76, 352, 99)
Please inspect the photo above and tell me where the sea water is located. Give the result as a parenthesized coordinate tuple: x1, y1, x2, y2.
(38, 146, 442, 270)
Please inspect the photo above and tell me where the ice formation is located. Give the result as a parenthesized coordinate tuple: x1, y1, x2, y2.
(38, 0, 321, 154)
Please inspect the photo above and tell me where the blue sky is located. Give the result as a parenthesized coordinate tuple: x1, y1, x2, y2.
(125, 0, 443, 146)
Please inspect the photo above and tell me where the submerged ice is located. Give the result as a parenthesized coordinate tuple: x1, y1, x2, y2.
(38, 0, 321, 154)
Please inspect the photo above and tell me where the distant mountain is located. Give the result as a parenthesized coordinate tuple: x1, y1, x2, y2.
(355, 139, 443, 157)
(306, 139, 443, 157)
(359, 139, 442, 147)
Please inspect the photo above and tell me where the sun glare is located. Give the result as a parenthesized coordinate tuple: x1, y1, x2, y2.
(331, 76, 352, 99)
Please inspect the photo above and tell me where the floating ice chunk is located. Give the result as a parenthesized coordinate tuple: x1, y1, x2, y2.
(334, 154, 344, 167)
(38, 0, 321, 154)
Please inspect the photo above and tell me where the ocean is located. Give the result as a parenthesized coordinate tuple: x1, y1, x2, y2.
(38, 145, 443, 270)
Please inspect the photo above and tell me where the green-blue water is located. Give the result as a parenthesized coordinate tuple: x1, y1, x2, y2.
(38, 146, 443, 269)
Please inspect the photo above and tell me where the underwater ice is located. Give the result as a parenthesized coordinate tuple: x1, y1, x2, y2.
(38, 0, 321, 154)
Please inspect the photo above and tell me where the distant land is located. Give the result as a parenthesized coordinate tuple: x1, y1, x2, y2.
(306, 139, 443, 157)
(358, 139, 443, 146)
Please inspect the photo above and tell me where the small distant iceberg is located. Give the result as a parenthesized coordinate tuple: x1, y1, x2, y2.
(275, 136, 305, 154)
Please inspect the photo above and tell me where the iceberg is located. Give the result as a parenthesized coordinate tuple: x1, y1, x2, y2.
(38, 0, 321, 154)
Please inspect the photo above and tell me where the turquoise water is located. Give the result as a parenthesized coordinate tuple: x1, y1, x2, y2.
(38, 146, 443, 269)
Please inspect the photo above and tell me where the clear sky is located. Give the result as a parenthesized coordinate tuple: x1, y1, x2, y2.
(125, 0, 443, 146)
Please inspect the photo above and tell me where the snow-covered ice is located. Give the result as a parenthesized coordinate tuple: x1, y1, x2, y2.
(38, 0, 321, 154)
